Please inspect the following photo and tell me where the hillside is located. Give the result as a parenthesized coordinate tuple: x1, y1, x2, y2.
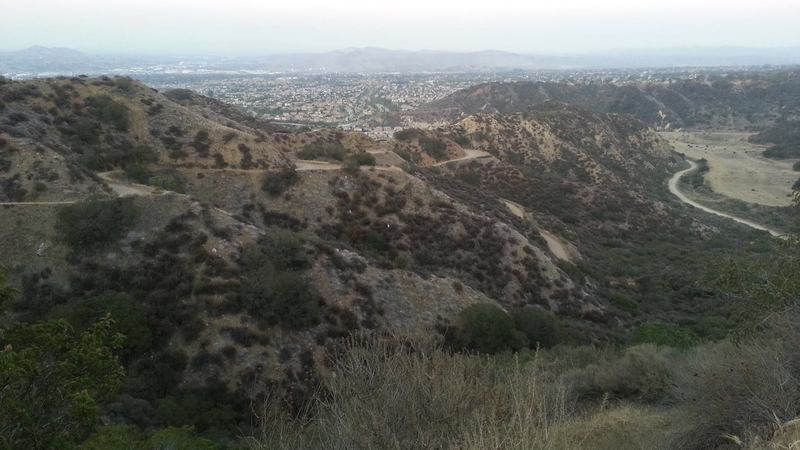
(0, 75, 782, 444)
(0, 76, 602, 435)
(418, 72, 800, 130)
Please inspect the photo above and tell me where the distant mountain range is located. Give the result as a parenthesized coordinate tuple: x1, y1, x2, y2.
(2, 45, 800, 76)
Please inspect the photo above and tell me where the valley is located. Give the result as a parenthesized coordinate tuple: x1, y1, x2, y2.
(667, 159, 783, 236)
(664, 131, 798, 207)
(0, 69, 798, 449)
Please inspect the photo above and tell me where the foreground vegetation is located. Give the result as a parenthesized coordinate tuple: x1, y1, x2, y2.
(4, 237, 797, 449)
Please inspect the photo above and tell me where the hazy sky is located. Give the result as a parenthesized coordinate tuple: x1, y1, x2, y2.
(3, 0, 800, 55)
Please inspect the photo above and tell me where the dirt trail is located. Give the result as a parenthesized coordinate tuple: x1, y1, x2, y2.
(668, 160, 783, 237)
(432, 149, 492, 167)
(97, 171, 162, 197)
(663, 131, 798, 207)
(1, 150, 490, 207)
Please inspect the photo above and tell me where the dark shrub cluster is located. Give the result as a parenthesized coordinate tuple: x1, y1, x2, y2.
(55, 197, 138, 249)
(85, 95, 130, 131)
(298, 143, 345, 161)
(446, 304, 562, 354)
(418, 136, 448, 160)
(262, 166, 300, 196)
(239, 230, 323, 329)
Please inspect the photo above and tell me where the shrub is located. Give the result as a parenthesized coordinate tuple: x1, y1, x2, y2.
(352, 152, 376, 166)
(564, 344, 674, 403)
(85, 95, 129, 131)
(81, 425, 218, 450)
(342, 156, 362, 174)
(672, 309, 800, 449)
(240, 232, 321, 329)
(147, 169, 186, 193)
(794, 161, 800, 171)
(123, 164, 153, 184)
(448, 303, 527, 354)
(113, 77, 135, 93)
(55, 197, 137, 249)
(629, 323, 698, 348)
(74, 118, 102, 144)
(49, 294, 153, 362)
(418, 136, 448, 160)
(262, 167, 299, 197)
(245, 270, 322, 329)
(297, 143, 345, 161)
(511, 308, 561, 349)
(0, 315, 123, 449)
(393, 128, 422, 141)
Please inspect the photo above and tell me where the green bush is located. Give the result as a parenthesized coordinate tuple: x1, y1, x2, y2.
(352, 152, 376, 166)
(418, 136, 448, 160)
(342, 155, 363, 174)
(0, 315, 123, 449)
(123, 164, 153, 184)
(112, 77, 135, 93)
(240, 232, 321, 329)
(85, 95, 129, 131)
(56, 197, 137, 249)
(564, 344, 674, 403)
(511, 308, 561, 349)
(75, 118, 102, 144)
(794, 161, 800, 171)
(262, 167, 300, 197)
(49, 294, 153, 361)
(393, 128, 422, 141)
(630, 323, 699, 348)
(124, 166, 185, 192)
(763, 143, 800, 159)
(80, 425, 218, 450)
(298, 143, 345, 161)
(147, 170, 186, 193)
(449, 304, 527, 354)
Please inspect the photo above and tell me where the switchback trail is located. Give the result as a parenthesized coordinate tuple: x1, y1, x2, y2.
(668, 159, 783, 237)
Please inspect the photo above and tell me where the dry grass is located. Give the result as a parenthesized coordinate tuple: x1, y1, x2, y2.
(247, 335, 686, 450)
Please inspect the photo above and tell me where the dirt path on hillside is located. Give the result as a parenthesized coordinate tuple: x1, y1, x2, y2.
(432, 149, 492, 167)
(668, 159, 783, 237)
(97, 171, 162, 197)
(1, 150, 489, 207)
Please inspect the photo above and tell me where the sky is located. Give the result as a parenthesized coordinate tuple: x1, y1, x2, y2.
(2, 0, 800, 55)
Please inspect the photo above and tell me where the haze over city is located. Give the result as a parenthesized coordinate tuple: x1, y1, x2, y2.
(3, 0, 800, 54)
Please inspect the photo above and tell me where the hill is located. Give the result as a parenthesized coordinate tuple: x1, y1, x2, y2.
(419, 72, 800, 130)
(0, 75, 781, 442)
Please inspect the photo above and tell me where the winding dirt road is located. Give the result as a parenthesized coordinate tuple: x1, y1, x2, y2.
(1, 149, 492, 207)
(668, 160, 783, 237)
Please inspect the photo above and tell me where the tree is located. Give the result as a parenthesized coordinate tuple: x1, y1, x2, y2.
(0, 269, 125, 449)
(448, 304, 527, 354)
(511, 308, 561, 349)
